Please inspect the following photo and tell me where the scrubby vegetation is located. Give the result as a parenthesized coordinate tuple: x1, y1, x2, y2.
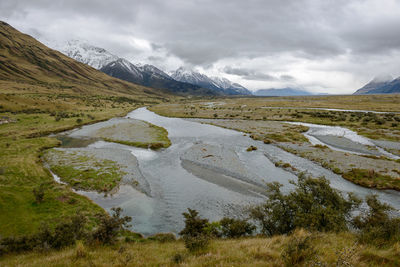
(2, 175, 400, 266)
(343, 168, 400, 190)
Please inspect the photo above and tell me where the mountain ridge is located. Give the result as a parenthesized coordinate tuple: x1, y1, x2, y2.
(254, 88, 313, 96)
(353, 75, 395, 95)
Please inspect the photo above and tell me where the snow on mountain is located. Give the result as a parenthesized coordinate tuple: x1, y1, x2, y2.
(171, 67, 251, 95)
(101, 58, 143, 83)
(51, 40, 250, 95)
(211, 76, 252, 95)
(171, 67, 221, 91)
(138, 64, 172, 79)
(353, 75, 394, 95)
(54, 40, 119, 70)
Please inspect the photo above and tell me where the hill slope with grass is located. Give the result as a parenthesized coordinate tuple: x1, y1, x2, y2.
(0, 21, 172, 238)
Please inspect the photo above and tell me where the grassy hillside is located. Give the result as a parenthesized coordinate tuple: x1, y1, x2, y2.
(0, 21, 174, 237)
(1, 231, 399, 266)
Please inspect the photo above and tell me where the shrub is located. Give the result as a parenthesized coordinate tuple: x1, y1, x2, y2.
(76, 118, 83, 124)
(148, 233, 176, 243)
(172, 253, 185, 264)
(282, 230, 316, 267)
(250, 173, 361, 236)
(353, 195, 400, 246)
(218, 217, 255, 238)
(0, 214, 87, 254)
(91, 207, 132, 244)
(246, 145, 258, 152)
(179, 209, 210, 252)
(183, 235, 210, 252)
(32, 184, 45, 204)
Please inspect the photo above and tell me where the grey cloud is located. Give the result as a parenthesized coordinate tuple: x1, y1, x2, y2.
(0, 0, 400, 93)
(223, 66, 295, 82)
(280, 75, 295, 82)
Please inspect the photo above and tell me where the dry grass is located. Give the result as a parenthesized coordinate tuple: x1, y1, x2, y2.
(1, 231, 399, 266)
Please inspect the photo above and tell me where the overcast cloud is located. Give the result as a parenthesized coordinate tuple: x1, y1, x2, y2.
(1, 0, 400, 93)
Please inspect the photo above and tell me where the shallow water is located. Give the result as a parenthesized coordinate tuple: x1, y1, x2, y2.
(287, 121, 400, 159)
(50, 108, 400, 235)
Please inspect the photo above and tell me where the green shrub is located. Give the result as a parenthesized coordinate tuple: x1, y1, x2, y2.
(32, 184, 45, 204)
(180, 209, 210, 252)
(218, 217, 255, 238)
(353, 195, 400, 246)
(246, 146, 258, 152)
(282, 231, 316, 267)
(250, 173, 361, 236)
(148, 233, 176, 243)
(0, 214, 86, 254)
(172, 253, 185, 264)
(91, 207, 132, 245)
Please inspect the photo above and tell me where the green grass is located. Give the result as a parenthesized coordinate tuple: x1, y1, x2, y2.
(102, 123, 171, 150)
(0, 91, 167, 238)
(342, 168, 400, 190)
(51, 164, 121, 192)
(150, 96, 400, 141)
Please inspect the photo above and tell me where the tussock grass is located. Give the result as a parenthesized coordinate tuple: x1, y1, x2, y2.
(1, 231, 399, 266)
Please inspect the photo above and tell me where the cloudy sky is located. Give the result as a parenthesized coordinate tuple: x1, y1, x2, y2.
(1, 0, 400, 94)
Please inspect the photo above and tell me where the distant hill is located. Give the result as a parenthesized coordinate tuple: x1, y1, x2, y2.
(254, 88, 313, 96)
(353, 75, 395, 95)
(0, 21, 164, 98)
(370, 77, 400, 94)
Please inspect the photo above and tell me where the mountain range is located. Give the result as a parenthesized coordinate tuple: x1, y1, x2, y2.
(254, 88, 313, 96)
(0, 21, 162, 99)
(53, 40, 251, 96)
(354, 75, 400, 94)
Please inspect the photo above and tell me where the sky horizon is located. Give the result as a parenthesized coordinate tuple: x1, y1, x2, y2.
(1, 0, 400, 94)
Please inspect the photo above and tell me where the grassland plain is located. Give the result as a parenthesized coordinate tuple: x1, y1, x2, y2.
(150, 95, 400, 191)
(1, 230, 399, 266)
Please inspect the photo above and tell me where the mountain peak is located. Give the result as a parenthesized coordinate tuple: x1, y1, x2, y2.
(51, 40, 119, 70)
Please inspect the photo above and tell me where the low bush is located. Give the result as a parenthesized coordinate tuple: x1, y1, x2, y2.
(246, 145, 258, 152)
(353, 195, 400, 247)
(91, 207, 132, 245)
(250, 173, 361, 236)
(218, 217, 255, 238)
(32, 184, 45, 204)
(179, 209, 210, 252)
(0, 214, 86, 254)
(282, 230, 316, 267)
(148, 233, 176, 243)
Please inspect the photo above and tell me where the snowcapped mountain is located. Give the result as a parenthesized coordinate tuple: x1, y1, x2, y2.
(171, 67, 251, 95)
(100, 58, 143, 84)
(353, 75, 396, 95)
(51, 40, 249, 96)
(138, 64, 171, 80)
(171, 67, 222, 92)
(211, 76, 252, 95)
(55, 40, 119, 69)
